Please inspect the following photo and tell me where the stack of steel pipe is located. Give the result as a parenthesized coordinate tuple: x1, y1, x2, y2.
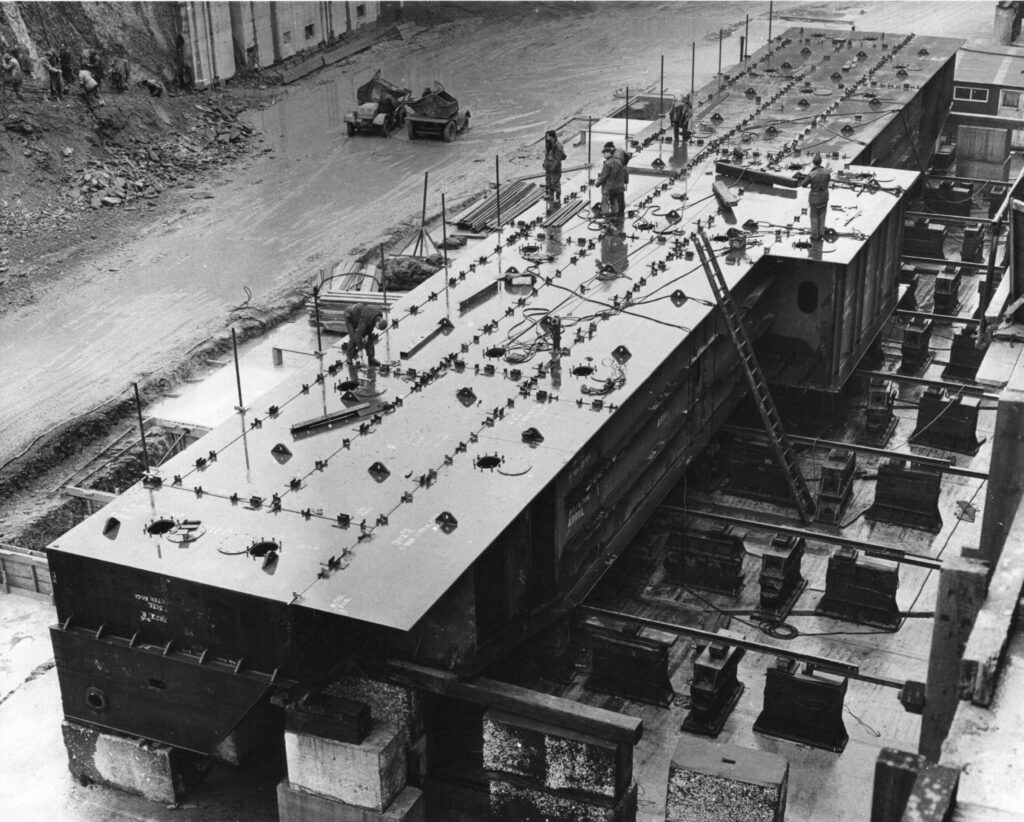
(542, 199, 585, 228)
(453, 181, 541, 231)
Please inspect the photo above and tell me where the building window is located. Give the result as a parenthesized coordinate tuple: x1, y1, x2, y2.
(356, 4, 366, 18)
(305, 24, 315, 40)
(1001, 90, 1022, 109)
(797, 281, 819, 314)
(283, 31, 292, 45)
(953, 86, 988, 103)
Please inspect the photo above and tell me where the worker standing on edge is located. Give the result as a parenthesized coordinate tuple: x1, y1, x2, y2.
(596, 143, 626, 224)
(800, 153, 831, 242)
(41, 51, 64, 100)
(669, 93, 692, 144)
(344, 303, 388, 366)
(543, 129, 567, 205)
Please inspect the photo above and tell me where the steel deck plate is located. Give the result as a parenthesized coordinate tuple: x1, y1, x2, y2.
(50, 28, 960, 633)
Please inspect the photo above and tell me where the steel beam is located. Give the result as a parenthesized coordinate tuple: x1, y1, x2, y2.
(662, 503, 944, 570)
(853, 370, 1000, 400)
(579, 606, 906, 689)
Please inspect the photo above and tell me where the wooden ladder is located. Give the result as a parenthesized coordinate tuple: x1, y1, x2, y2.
(694, 229, 816, 523)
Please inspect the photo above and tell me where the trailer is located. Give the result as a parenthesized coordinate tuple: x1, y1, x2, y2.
(405, 82, 470, 142)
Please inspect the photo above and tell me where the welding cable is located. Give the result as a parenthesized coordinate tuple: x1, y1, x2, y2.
(546, 280, 695, 333)
(900, 477, 987, 629)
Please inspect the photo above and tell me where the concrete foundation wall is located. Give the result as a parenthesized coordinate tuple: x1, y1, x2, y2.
(278, 781, 425, 822)
(179, 2, 235, 88)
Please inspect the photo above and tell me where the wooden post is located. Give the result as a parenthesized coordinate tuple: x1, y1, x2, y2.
(918, 556, 988, 760)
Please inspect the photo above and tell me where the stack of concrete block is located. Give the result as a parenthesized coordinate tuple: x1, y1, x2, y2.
(325, 675, 427, 787)
(278, 689, 424, 822)
(483, 710, 637, 822)
(666, 736, 788, 822)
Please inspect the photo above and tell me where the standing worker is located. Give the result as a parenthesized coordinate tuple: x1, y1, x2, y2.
(344, 303, 388, 366)
(799, 154, 832, 242)
(1, 53, 24, 101)
(41, 51, 64, 100)
(669, 93, 692, 144)
(595, 142, 627, 224)
(542, 129, 567, 204)
(59, 44, 74, 85)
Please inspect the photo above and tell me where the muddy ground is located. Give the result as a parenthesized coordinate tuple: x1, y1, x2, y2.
(0, 1, 989, 552)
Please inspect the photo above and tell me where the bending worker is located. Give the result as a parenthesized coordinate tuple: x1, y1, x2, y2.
(799, 153, 832, 242)
(344, 303, 388, 366)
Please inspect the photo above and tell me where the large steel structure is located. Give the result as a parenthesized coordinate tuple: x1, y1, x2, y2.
(48, 28, 961, 759)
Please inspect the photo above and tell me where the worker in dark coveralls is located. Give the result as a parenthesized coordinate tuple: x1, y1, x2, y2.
(800, 154, 831, 242)
(543, 129, 567, 204)
(345, 304, 388, 366)
(596, 143, 627, 223)
(669, 93, 692, 144)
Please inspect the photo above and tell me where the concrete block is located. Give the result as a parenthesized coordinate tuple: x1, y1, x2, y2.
(277, 781, 425, 822)
(490, 777, 637, 822)
(483, 710, 628, 799)
(326, 676, 423, 741)
(666, 737, 788, 822)
(285, 723, 406, 810)
(61, 719, 197, 804)
(901, 763, 959, 822)
(872, 748, 927, 822)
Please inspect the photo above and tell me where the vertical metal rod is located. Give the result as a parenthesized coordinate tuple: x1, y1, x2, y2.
(691, 42, 696, 99)
(232, 327, 244, 411)
(133, 382, 150, 473)
(587, 118, 592, 168)
(380, 244, 388, 309)
(768, 0, 774, 45)
(495, 155, 502, 230)
(744, 14, 749, 60)
(659, 55, 664, 123)
(420, 171, 429, 229)
(313, 287, 323, 354)
(980, 221, 1003, 338)
(740, 36, 746, 61)
(718, 29, 723, 77)
(625, 86, 630, 147)
(441, 192, 450, 314)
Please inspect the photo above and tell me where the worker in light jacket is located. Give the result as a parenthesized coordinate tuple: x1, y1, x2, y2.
(800, 154, 832, 242)
(344, 303, 388, 366)
(543, 129, 567, 204)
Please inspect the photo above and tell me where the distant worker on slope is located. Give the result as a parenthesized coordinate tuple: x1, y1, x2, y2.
(669, 93, 692, 144)
(41, 51, 64, 101)
(78, 67, 105, 107)
(138, 78, 165, 98)
(59, 44, 74, 84)
(799, 153, 832, 242)
(543, 129, 567, 204)
(344, 303, 388, 367)
(1, 53, 25, 101)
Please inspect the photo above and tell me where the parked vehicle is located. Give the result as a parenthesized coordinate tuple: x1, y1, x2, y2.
(345, 70, 411, 137)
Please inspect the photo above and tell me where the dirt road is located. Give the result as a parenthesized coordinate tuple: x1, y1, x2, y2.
(0, 1, 987, 476)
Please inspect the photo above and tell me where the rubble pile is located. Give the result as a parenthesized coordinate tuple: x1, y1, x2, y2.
(0, 96, 261, 240)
